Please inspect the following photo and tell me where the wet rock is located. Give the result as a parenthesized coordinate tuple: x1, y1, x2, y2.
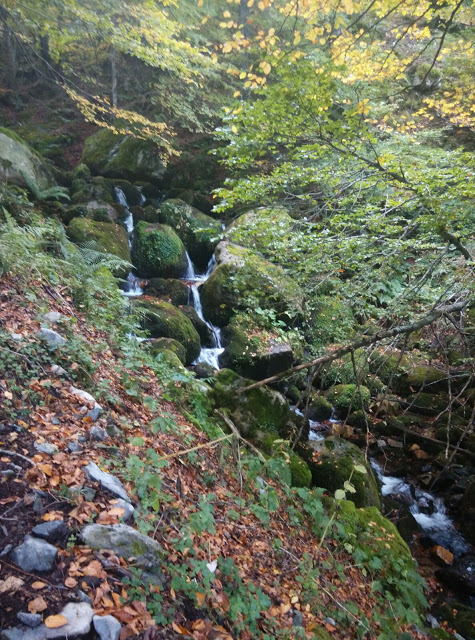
(31, 521, 68, 544)
(436, 554, 475, 596)
(93, 616, 121, 640)
(89, 426, 108, 442)
(84, 462, 129, 501)
(16, 613, 42, 628)
(37, 328, 66, 347)
(34, 442, 58, 455)
(193, 362, 215, 379)
(81, 524, 161, 571)
(11, 535, 58, 572)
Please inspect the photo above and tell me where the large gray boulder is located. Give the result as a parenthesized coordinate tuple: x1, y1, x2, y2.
(84, 462, 129, 502)
(0, 128, 55, 190)
(81, 524, 161, 571)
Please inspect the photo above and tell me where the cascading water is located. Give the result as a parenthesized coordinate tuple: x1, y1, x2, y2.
(115, 187, 143, 297)
(371, 459, 469, 556)
(182, 252, 224, 370)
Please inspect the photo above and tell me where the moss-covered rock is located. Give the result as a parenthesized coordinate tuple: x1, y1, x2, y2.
(369, 349, 449, 395)
(254, 430, 311, 488)
(297, 436, 381, 508)
(134, 299, 201, 364)
(404, 392, 450, 416)
(72, 163, 91, 182)
(70, 175, 115, 205)
(435, 602, 475, 638)
(66, 217, 130, 277)
(201, 242, 304, 327)
(307, 395, 333, 422)
(327, 384, 370, 416)
(212, 369, 292, 438)
(158, 199, 222, 270)
(0, 128, 56, 190)
(132, 221, 187, 278)
(133, 205, 161, 224)
(154, 348, 187, 371)
(144, 338, 187, 365)
(82, 129, 166, 183)
(144, 278, 189, 306)
(220, 318, 296, 379)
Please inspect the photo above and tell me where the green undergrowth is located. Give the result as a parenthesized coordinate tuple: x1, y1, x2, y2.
(0, 200, 429, 638)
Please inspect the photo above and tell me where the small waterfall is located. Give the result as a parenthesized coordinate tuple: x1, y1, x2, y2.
(371, 460, 469, 556)
(115, 187, 143, 297)
(182, 252, 224, 370)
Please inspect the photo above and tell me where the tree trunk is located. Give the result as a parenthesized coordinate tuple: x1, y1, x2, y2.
(239, 0, 250, 37)
(110, 44, 117, 109)
(0, 4, 17, 85)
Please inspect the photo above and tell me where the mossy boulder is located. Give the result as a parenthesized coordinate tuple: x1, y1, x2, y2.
(404, 392, 450, 416)
(82, 129, 166, 183)
(369, 349, 449, 395)
(226, 207, 294, 258)
(307, 395, 333, 422)
(144, 278, 189, 306)
(66, 217, 130, 277)
(134, 299, 201, 364)
(159, 199, 222, 270)
(145, 338, 187, 365)
(298, 437, 381, 508)
(201, 242, 304, 327)
(0, 128, 55, 190)
(327, 384, 370, 416)
(133, 205, 161, 224)
(132, 221, 187, 278)
(220, 319, 296, 379)
(212, 369, 292, 438)
(254, 430, 311, 488)
(70, 175, 115, 205)
(435, 602, 475, 638)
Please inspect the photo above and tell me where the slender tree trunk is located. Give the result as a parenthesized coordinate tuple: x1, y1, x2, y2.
(110, 44, 117, 109)
(0, 4, 17, 85)
(239, 0, 250, 37)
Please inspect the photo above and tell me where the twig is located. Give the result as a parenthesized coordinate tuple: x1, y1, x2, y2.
(0, 449, 37, 466)
(155, 434, 233, 463)
(215, 411, 266, 461)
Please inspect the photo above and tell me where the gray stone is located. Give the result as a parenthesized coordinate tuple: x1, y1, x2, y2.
(78, 435, 87, 443)
(93, 616, 121, 640)
(50, 365, 67, 378)
(81, 524, 161, 570)
(10, 333, 23, 342)
(31, 521, 68, 543)
(1, 470, 14, 478)
(0, 129, 55, 191)
(11, 535, 57, 573)
(17, 613, 42, 628)
(34, 442, 58, 455)
(69, 386, 102, 421)
(0, 544, 13, 557)
(113, 499, 135, 523)
(89, 426, 108, 442)
(33, 495, 45, 516)
(37, 328, 66, 347)
(42, 312, 61, 324)
(67, 442, 82, 453)
(292, 611, 303, 628)
(84, 462, 129, 502)
(70, 486, 96, 502)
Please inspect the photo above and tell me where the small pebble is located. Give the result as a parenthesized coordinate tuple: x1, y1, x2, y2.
(17, 612, 42, 628)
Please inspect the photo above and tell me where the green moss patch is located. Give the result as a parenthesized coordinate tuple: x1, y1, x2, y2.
(132, 221, 187, 278)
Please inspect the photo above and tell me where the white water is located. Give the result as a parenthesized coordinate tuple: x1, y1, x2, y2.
(371, 459, 469, 556)
(182, 252, 224, 370)
(115, 187, 143, 297)
(291, 406, 326, 441)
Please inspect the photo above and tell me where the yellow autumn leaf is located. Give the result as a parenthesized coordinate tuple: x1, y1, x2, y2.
(45, 615, 68, 629)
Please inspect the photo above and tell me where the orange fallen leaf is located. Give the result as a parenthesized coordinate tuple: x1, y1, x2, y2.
(171, 622, 192, 636)
(45, 615, 68, 629)
(31, 581, 47, 590)
(28, 596, 48, 613)
(65, 577, 77, 588)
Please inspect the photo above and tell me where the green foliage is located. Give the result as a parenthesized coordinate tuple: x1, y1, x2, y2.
(327, 384, 371, 415)
(20, 169, 70, 202)
(132, 221, 187, 279)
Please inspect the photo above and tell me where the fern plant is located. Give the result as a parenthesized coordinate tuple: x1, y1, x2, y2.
(20, 169, 70, 202)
